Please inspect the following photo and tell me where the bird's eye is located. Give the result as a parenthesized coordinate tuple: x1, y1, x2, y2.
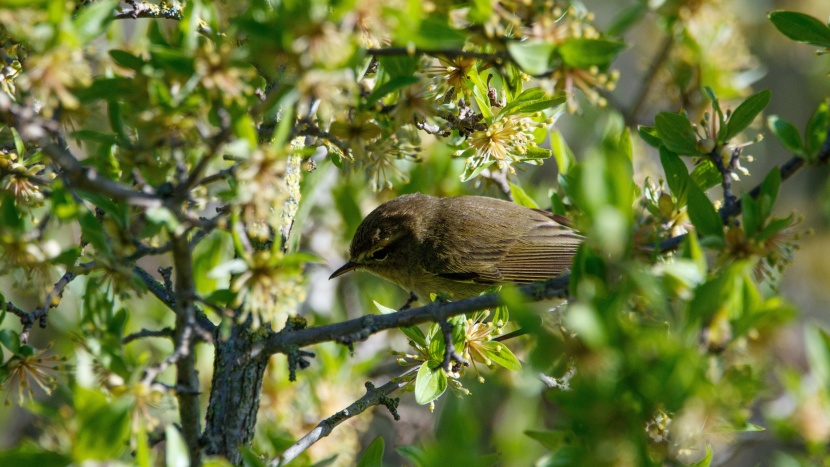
(369, 245, 392, 261)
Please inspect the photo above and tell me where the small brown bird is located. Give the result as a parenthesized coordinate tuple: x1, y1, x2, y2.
(329, 193, 583, 299)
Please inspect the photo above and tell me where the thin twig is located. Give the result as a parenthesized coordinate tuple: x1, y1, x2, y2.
(269, 375, 411, 466)
(123, 327, 175, 344)
(260, 276, 570, 356)
(0, 94, 162, 207)
(439, 319, 469, 371)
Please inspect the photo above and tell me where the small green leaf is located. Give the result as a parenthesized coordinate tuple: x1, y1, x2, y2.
(659, 147, 689, 205)
(78, 211, 111, 254)
(689, 444, 714, 467)
(480, 341, 522, 370)
(0, 329, 20, 354)
(805, 99, 830, 157)
(722, 90, 771, 142)
(522, 146, 552, 161)
(460, 160, 494, 182)
(145, 206, 181, 232)
(689, 160, 721, 192)
(769, 11, 830, 48)
(767, 115, 805, 156)
(356, 436, 385, 467)
(366, 76, 420, 107)
(109, 50, 145, 72)
(73, 0, 117, 45)
(11, 127, 24, 156)
(557, 38, 625, 68)
(525, 430, 573, 451)
(638, 125, 661, 148)
(805, 326, 830, 389)
(759, 167, 781, 218)
(507, 41, 556, 75)
(655, 112, 699, 156)
(509, 183, 540, 209)
(414, 362, 447, 404)
(550, 130, 575, 175)
(686, 183, 724, 240)
(606, 3, 647, 37)
(165, 425, 189, 467)
(373, 301, 397, 315)
(396, 445, 426, 466)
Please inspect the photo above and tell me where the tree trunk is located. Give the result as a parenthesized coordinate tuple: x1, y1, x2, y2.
(203, 323, 269, 465)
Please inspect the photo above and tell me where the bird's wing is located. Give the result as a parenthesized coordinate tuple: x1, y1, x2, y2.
(494, 225, 583, 282)
(422, 199, 583, 284)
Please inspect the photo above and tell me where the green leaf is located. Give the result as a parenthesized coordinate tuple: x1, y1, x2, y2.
(638, 125, 661, 148)
(0, 443, 72, 467)
(410, 16, 466, 49)
(805, 326, 830, 389)
(769, 11, 830, 48)
(686, 182, 724, 240)
(396, 445, 426, 466)
(377, 55, 419, 78)
(550, 130, 576, 175)
(759, 167, 781, 218)
(655, 112, 699, 156)
(109, 50, 145, 72)
(356, 436, 385, 467)
(73, 0, 117, 45)
(11, 127, 24, 156)
(659, 147, 689, 205)
(73, 388, 131, 460)
(467, 66, 495, 120)
(557, 38, 626, 68)
(767, 115, 805, 156)
(0, 329, 20, 354)
(497, 89, 565, 119)
(509, 183, 539, 209)
(460, 160, 494, 182)
(522, 146, 552, 162)
(78, 211, 111, 255)
(689, 160, 721, 192)
(507, 41, 555, 75)
(607, 3, 647, 36)
(414, 362, 447, 404)
(689, 444, 714, 467)
(75, 78, 134, 102)
(366, 76, 420, 107)
(145, 206, 182, 232)
(525, 430, 573, 451)
(165, 425, 189, 467)
(722, 90, 771, 142)
(479, 341, 522, 370)
(805, 99, 830, 157)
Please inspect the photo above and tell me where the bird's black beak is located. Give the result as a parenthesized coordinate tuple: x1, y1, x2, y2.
(329, 261, 360, 279)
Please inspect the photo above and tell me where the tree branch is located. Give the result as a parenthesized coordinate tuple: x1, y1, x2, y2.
(169, 234, 203, 466)
(123, 327, 175, 344)
(659, 125, 830, 252)
(0, 94, 162, 207)
(269, 377, 409, 466)
(260, 276, 570, 356)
